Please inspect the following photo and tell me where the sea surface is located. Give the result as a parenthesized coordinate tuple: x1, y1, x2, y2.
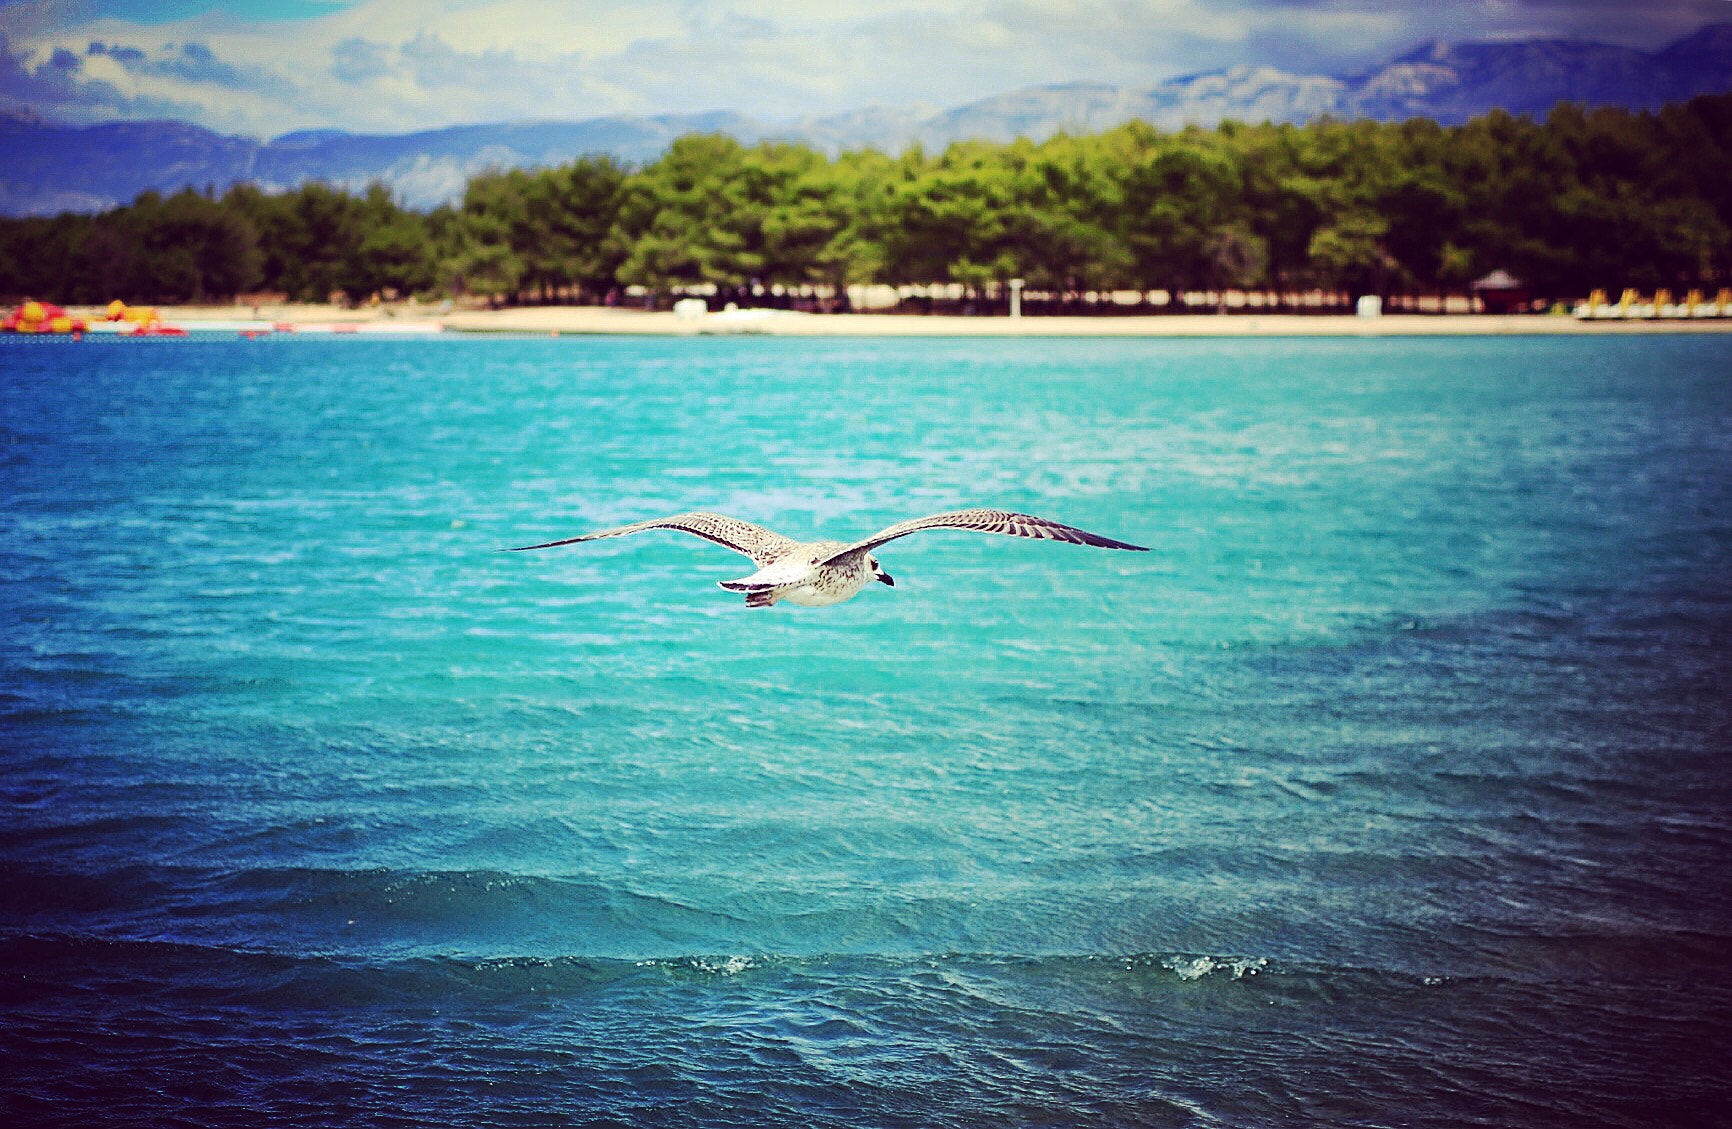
(3, 332, 1730, 1127)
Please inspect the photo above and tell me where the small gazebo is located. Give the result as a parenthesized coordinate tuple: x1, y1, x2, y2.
(1471, 269, 1529, 314)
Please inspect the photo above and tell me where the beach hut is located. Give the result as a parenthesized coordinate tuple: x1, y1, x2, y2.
(1471, 270, 1529, 315)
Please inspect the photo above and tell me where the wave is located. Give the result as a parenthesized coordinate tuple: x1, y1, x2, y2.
(15, 921, 1715, 1010)
(9, 856, 1731, 982)
(0, 862, 748, 958)
(0, 928, 1406, 1008)
(7, 929, 1728, 1129)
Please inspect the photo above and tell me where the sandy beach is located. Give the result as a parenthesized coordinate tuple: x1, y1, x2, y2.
(439, 306, 1732, 337)
(64, 302, 1732, 337)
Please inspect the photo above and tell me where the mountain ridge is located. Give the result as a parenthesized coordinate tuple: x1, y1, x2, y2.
(3, 23, 1728, 217)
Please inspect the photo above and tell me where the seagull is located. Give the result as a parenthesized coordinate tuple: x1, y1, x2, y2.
(506, 508, 1147, 607)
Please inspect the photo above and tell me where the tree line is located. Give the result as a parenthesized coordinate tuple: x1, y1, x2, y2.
(2, 93, 1728, 310)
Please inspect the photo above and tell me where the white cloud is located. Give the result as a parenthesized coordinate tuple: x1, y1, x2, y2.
(1, 0, 1722, 135)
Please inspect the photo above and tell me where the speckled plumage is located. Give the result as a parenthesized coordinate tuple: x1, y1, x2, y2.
(507, 508, 1147, 608)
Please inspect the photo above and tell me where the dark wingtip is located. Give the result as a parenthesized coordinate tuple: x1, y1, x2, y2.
(502, 536, 586, 552)
(1081, 533, 1150, 552)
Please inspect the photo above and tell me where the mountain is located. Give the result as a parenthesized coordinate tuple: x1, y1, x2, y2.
(880, 23, 1732, 145)
(1, 114, 258, 216)
(244, 113, 759, 209)
(0, 110, 763, 216)
(3, 23, 1729, 217)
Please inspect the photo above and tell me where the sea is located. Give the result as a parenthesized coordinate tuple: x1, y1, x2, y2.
(2, 332, 1729, 1127)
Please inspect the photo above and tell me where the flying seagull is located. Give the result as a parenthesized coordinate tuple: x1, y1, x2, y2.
(506, 508, 1147, 608)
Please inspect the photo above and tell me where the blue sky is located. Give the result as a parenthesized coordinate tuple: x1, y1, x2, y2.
(2, 0, 1726, 136)
(42, 1, 358, 24)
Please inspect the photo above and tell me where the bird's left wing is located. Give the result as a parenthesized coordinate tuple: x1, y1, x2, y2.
(823, 508, 1148, 563)
(506, 511, 797, 565)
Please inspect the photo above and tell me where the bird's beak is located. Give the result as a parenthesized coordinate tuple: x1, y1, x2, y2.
(878, 571, 895, 587)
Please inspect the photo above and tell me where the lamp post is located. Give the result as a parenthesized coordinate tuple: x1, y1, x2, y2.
(1008, 278, 1024, 319)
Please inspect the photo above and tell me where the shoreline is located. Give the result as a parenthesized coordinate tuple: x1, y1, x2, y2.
(54, 303, 1732, 337)
(441, 307, 1732, 337)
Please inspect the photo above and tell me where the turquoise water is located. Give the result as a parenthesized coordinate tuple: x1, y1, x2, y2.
(3, 333, 1730, 1126)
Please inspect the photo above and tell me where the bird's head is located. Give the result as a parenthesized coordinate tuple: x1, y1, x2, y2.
(869, 555, 894, 587)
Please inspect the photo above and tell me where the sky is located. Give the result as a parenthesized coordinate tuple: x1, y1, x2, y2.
(2, 0, 1727, 137)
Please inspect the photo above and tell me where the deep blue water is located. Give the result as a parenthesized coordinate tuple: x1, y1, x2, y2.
(3, 332, 1730, 1127)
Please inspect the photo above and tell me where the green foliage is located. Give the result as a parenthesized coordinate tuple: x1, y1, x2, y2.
(0, 188, 263, 304)
(437, 209, 523, 300)
(260, 183, 363, 301)
(1308, 214, 1394, 293)
(614, 134, 764, 290)
(3, 93, 1730, 308)
(535, 156, 630, 297)
(349, 184, 436, 300)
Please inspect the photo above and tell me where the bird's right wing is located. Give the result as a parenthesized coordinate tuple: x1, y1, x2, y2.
(825, 508, 1148, 562)
(505, 511, 797, 565)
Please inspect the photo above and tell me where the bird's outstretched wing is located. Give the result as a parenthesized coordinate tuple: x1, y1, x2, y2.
(506, 512, 797, 565)
(824, 508, 1148, 563)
